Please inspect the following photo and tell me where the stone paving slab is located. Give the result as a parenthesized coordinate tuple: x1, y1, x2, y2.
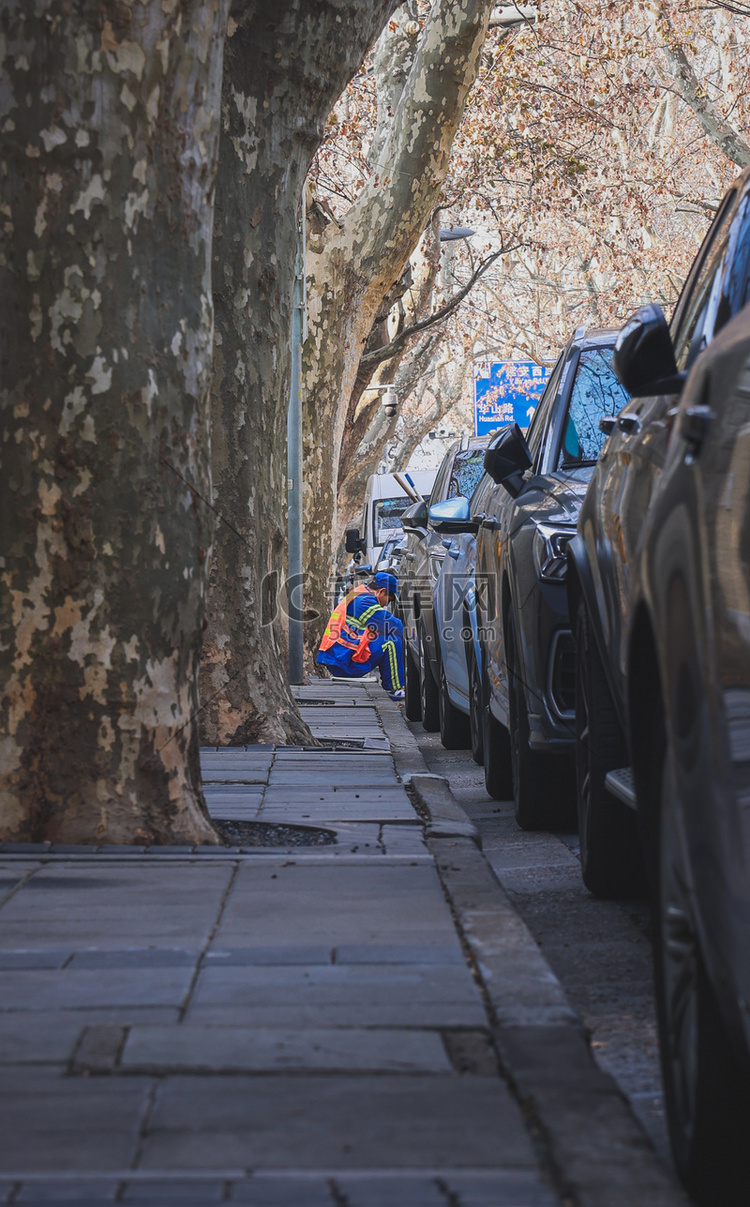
(0, 1069, 151, 1171)
(185, 1003, 488, 1028)
(0, 966, 194, 1011)
(121, 1024, 453, 1073)
(0, 1171, 558, 1207)
(140, 1075, 538, 1170)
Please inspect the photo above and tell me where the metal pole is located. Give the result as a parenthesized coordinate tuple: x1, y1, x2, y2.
(287, 206, 305, 684)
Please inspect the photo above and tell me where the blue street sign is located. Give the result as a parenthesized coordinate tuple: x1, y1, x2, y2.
(473, 361, 552, 436)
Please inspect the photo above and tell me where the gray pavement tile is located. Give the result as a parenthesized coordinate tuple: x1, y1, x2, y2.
(213, 862, 461, 947)
(13, 1181, 119, 1200)
(141, 1075, 536, 1169)
(0, 1069, 151, 1171)
(121, 1025, 452, 1073)
(0, 1015, 82, 1065)
(121, 1181, 225, 1201)
(67, 950, 199, 969)
(334, 943, 465, 965)
(0, 967, 194, 1011)
(229, 1179, 333, 1205)
(185, 1003, 487, 1027)
(0, 950, 71, 969)
(330, 1178, 445, 1207)
(205, 947, 332, 966)
(1, 843, 51, 854)
(190, 963, 483, 1010)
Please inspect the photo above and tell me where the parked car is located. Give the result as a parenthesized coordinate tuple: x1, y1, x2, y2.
(400, 437, 491, 728)
(627, 304, 750, 1204)
(567, 166, 750, 900)
(344, 469, 436, 570)
(431, 466, 499, 756)
(474, 328, 630, 825)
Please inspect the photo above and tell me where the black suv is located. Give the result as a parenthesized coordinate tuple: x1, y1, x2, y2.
(474, 327, 629, 827)
(628, 290, 750, 1207)
(568, 167, 750, 902)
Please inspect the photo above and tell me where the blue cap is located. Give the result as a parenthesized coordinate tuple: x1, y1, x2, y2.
(373, 571, 399, 600)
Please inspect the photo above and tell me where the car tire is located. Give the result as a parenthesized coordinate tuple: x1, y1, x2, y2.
(575, 597, 645, 896)
(655, 746, 750, 1205)
(420, 625, 440, 732)
(469, 653, 484, 765)
(438, 658, 470, 750)
(507, 610, 563, 830)
(404, 641, 422, 722)
(482, 671, 513, 800)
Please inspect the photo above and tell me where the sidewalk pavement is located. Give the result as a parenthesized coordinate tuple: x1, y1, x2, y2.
(0, 682, 687, 1207)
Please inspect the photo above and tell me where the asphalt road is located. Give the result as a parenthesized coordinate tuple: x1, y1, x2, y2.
(405, 719, 674, 1177)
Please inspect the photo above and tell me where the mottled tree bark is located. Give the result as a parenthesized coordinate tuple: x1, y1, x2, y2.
(0, 0, 228, 843)
(201, 0, 398, 744)
(302, 0, 493, 650)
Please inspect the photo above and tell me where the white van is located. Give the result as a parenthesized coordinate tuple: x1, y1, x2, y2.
(347, 470, 437, 569)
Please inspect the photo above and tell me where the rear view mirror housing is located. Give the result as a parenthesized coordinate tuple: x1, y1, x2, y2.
(428, 495, 478, 534)
(345, 527, 366, 554)
(484, 424, 532, 494)
(401, 499, 429, 530)
(613, 304, 684, 397)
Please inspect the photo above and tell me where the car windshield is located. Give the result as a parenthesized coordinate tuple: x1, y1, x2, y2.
(558, 348, 629, 468)
(374, 496, 412, 540)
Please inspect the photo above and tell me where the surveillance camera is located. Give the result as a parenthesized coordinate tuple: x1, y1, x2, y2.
(381, 388, 398, 418)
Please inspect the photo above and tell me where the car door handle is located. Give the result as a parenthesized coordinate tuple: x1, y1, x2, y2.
(448, 548, 460, 560)
(599, 416, 617, 435)
(680, 405, 714, 453)
(617, 413, 641, 435)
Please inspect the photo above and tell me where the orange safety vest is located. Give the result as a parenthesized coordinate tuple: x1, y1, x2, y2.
(319, 585, 376, 664)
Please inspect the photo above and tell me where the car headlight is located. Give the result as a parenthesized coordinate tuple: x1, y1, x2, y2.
(533, 523, 576, 582)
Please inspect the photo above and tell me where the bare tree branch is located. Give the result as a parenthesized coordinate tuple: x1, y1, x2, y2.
(359, 246, 512, 370)
(648, 1, 750, 168)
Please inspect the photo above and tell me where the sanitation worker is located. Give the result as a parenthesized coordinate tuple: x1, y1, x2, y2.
(317, 570, 405, 700)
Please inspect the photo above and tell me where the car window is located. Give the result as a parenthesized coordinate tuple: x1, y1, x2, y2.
(672, 189, 747, 372)
(430, 449, 456, 502)
(374, 496, 411, 540)
(448, 448, 487, 500)
(469, 471, 494, 514)
(527, 353, 565, 465)
(557, 348, 630, 468)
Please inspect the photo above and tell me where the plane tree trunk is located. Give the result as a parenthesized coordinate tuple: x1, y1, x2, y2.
(302, 0, 493, 653)
(201, 0, 399, 744)
(0, 0, 229, 844)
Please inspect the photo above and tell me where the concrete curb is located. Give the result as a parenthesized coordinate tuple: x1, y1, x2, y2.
(369, 686, 689, 1207)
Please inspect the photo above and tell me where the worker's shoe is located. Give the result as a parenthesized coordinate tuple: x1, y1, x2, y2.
(389, 689, 405, 701)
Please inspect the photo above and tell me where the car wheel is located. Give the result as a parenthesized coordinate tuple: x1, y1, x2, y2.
(420, 625, 439, 732)
(438, 658, 470, 750)
(575, 597, 645, 896)
(469, 653, 484, 765)
(404, 641, 422, 722)
(507, 610, 563, 830)
(482, 672, 513, 800)
(655, 746, 750, 1205)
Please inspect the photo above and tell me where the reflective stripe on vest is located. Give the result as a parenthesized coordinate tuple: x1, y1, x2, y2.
(319, 585, 375, 663)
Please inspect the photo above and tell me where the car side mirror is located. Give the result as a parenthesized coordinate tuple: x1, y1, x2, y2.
(345, 527, 366, 554)
(428, 495, 478, 534)
(613, 304, 685, 397)
(483, 424, 532, 494)
(401, 499, 429, 530)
